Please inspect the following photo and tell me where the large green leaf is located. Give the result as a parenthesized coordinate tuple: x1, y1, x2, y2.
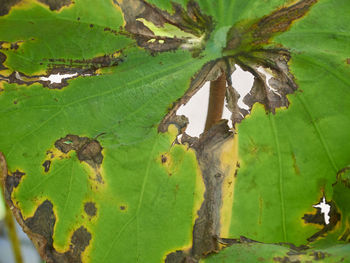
(0, 1, 208, 262)
(0, 0, 349, 262)
(229, 0, 350, 245)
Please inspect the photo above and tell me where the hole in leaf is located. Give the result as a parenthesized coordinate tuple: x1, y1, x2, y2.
(176, 81, 209, 137)
(176, 66, 254, 137)
(7, 70, 93, 89)
(222, 105, 233, 129)
(313, 197, 331, 225)
(40, 73, 78, 84)
(232, 65, 254, 110)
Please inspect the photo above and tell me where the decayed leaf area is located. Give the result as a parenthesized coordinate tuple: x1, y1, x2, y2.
(1, 0, 350, 262)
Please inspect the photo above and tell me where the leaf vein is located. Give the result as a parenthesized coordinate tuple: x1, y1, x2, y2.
(269, 114, 287, 242)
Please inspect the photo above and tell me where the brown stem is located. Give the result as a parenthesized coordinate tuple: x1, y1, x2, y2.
(4, 202, 23, 263)
(204, 71, 227, 132)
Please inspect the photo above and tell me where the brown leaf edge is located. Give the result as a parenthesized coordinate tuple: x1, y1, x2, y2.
(0, 152, 92, 263)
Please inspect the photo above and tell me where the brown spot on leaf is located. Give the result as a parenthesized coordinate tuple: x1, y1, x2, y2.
(239, 51, 297, 115)
(115, 0, 212, 53)
(221, 1, 318, 125)
(161, 155, 167, 164)
(37, 0, 72, 11)
(0, 0, 21, 16)
(55, 134, 103, 168)
(104, 27, 118, 35)
(303, 206, 325, 226)
(120, 205, 126, 211)
(4, 170, 25, 202)
(94, 173, 103, 184)
(303, 199, 341, 242)
(159, 114, 189, 134)
(0, 69, 72, 90)
(346, 58, 350, 65)
(55, 134, 104, 183)
(0, 51, 124, 89)
(7, 170, 24, 188)
(252, 0, 318, 45)
(69, 226, 92, 258)
(336, 166, 350, 188)
(10, 42, 20, 50)
(84, 202, 97, 217)
(185, 121, 233, 258)
(226, 0, 318, 51)
(42, 160, 51, 173)
(291, 153, 300, 175)
(339, 228, 350, 242)
(25, 200, 56, 246)
(0, 41, 24, 51)
(45, 226, 92, 263)
(77, 140, 103, 167)
(0, 52, 7, 70)
(15, 201, 90, 262)
(55, 134, 88, 153)
(165, 250, 193, 263)
(312, 251, 330, 260)
(89, 24, 93, 28)
(0, 154, 91, 262)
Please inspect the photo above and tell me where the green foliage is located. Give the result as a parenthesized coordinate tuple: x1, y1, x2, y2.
(0, 0, 349, 262)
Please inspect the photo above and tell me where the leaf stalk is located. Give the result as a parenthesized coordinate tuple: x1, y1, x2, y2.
(204, 71, 227, 131)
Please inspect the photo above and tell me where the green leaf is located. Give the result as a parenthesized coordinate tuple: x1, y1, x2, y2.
(0, 1, 129, 74)
(1, 0, 350, 262)
(202, 241, 350, 263)
(0, 1, 207, 261)
(228, 0, 350, 245)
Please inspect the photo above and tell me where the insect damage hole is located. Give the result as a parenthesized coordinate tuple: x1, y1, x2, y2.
(40, 73, 78, 84)
(313, 197, 331, 225)
(176, 65, 254, 137)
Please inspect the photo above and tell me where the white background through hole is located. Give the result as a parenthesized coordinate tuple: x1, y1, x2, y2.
(40, 73, 78, 83)
(313, 197, 331, 225)
(177, 65, 254, 137)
